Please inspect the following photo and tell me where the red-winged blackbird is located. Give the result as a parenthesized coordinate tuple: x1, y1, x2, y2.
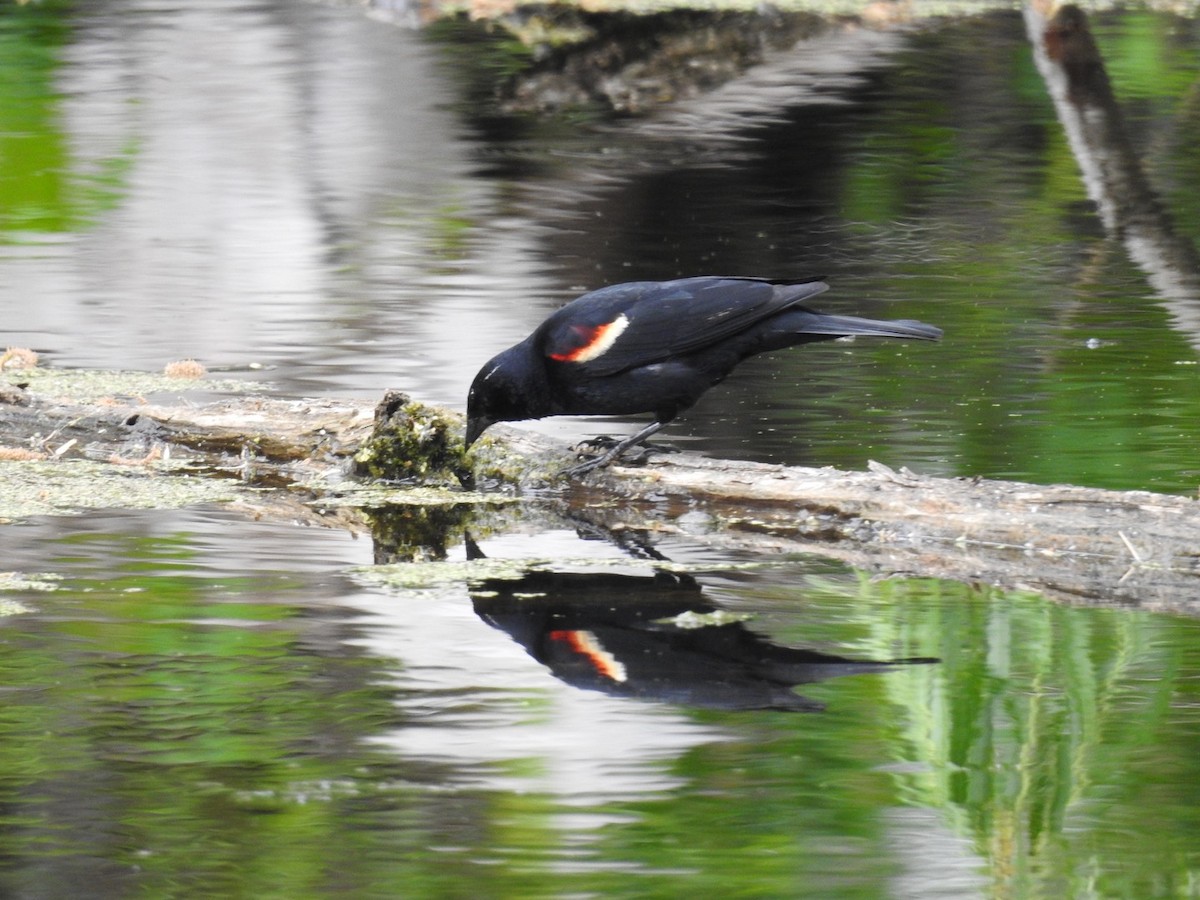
(466, 276, 942, 474)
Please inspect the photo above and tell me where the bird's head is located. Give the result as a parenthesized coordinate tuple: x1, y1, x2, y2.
(465, 347, 542, 448)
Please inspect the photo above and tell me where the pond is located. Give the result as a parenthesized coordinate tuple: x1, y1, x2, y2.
(2, 1, 1199, 897)
(2, 506, 1199, 897)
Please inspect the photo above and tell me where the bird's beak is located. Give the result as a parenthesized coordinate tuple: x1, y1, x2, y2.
(465, 415, 493, 449)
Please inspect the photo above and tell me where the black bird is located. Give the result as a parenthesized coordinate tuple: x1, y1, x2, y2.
(465, 276, 942, 474)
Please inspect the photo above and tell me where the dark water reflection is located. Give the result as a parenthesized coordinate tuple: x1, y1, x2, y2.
(0, 507, 1198, 897)
(3, 2, 1200, 490)
(464, 536, 937, 711)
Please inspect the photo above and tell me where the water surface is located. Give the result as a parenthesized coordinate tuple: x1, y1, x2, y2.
(2, 2, 1200, 897)
(3, 2, 1199, 490)
(2, 508, 1198, 896)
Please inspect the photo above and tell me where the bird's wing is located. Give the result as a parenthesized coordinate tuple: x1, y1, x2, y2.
(540, 277, 829, 376)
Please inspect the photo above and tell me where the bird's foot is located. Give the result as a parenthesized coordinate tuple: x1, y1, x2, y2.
(562, 453, 614, 477)
(573, 434, 621, 451)
(565, 436, 679, 476)
(574, 435, 681, 456)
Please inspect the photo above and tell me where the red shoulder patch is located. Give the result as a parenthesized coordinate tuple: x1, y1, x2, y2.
(548, 314, 630, 363)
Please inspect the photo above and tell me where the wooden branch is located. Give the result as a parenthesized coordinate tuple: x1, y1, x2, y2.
(576, 453, 1200, 616)
(3, 378, 1198, 616)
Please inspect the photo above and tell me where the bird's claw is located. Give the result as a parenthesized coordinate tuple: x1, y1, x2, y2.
(563, 454, 611, 477)
(572, 437, 680, 457)
(565, 437, 679, 477)
(571, 434, 622, 452)
(563, 439, 625, 477)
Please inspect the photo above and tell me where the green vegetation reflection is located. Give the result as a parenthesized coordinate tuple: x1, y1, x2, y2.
(1, 522, 1198, 896)
(0, 0, 132, 239)
(0, 531, 409, 898)
(592, 574, 1199, 899)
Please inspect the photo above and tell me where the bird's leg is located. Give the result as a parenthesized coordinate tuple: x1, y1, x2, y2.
(565, 420, 668, 476)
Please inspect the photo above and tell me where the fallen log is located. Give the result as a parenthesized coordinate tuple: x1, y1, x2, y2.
(2, 374, 1198, 616)
(576, 454, 1200, 617)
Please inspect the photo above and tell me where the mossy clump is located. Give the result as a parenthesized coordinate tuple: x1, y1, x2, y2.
(352, 391, 473, 486)
(364, 503, 480, 563)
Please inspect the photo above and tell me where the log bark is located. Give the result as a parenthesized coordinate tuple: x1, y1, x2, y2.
(578, 453, 1200, 616)
(2, 380, 1198, 616)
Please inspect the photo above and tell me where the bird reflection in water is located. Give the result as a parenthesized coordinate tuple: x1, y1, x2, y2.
(466, 536, 937, 712)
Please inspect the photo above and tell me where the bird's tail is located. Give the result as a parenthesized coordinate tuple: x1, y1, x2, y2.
(788, 311, 943, 342)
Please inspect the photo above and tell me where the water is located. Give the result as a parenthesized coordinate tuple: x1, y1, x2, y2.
(1, 507, 1198, 897)
(2, 1, 1200, 896)
(4, 2, 1200, 491)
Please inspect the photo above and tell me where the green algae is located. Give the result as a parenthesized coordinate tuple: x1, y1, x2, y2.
(0, 458, 243, 522)
(0, 572, 59, 615)
(355, 555, 773, 591)
(656, 608, 753, 628)
(463, 431, 565, 487)
(354, 556, 630, 590)
(308, 484, 518, 509)
(4, 367, 254, 404)
(0, 572, 61, 593)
